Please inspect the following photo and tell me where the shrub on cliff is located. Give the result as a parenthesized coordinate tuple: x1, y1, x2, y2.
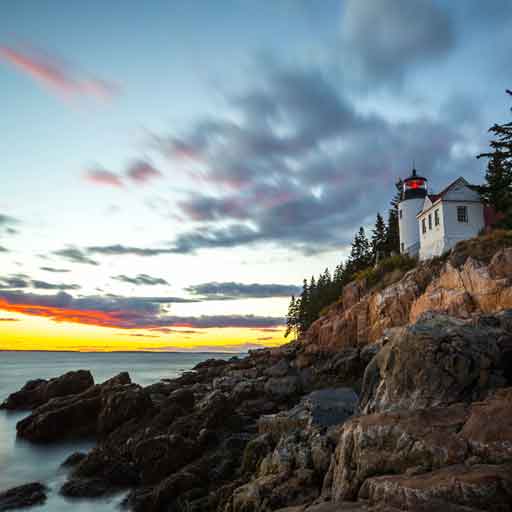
(450, 229, 512, 266)
(354, 254, 417, 289)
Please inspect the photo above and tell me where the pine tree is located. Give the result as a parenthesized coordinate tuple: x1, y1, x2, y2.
(297, 279, 309, 335)
(477, 91, 512, 226)
(371, 212, 387, 262)
(348, 227, 372, 273)
(284, 295, 297, 338)
(385, 179, 403, 255)
(481, 156, 512, 215)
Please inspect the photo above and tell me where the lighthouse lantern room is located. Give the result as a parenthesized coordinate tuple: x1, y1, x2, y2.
(398, 169, 428, 257)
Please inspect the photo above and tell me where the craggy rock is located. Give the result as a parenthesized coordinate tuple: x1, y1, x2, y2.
(328, 387, 512, 505)
(359, 313, 511, 414)
(60, 478, 112, 498)
(329, 404, 470, 501)
(16, 372, 141, 442)
(304, 248, 512, 353)
(133, 434, 200, 485)
(0, 483, 46, 511)
(259, 388, 357, 441)
(360, 464, 512, 511)
(460, 387, 512, 463)
(0, 370, 93, 410)
(61, 451, 87, 467)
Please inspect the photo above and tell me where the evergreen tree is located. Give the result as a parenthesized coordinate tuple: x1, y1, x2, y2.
(284, 295, 297, 338)
(297, 279, 309, 335)
(348, 227, 372, 273)
(477, 91, 512, 226)
(385, 179, 403, 255)
(371, 212, 387, 262)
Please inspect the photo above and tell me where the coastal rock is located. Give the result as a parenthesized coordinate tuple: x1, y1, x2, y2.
(71, 447, 139, 486)
(16, 372, 138, 442)
(460, 387, 512, 463)
(0, 370, 93, 410)
(0, 483, 46, 511)
(329, 404, 470, 501)
(264, 376, 301, 399)
(133, 434, 200, 484)
(359, 313, 510, 414)
(60, 478, 111, 498)
(258, 388, 357, 441)
(359, 464, 512, 511)
(97, 385, 152, 435)
(303, 248, 512, 353)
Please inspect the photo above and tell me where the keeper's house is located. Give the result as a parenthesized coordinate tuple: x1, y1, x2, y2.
(398, 170, 492, 261)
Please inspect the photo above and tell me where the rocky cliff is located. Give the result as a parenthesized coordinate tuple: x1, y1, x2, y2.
(2, 235, 512, 512)
(304, 245, 512, 353)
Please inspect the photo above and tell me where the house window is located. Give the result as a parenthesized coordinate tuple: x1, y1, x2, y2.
(399, 209, 402, 219)
(457, 206, 468, 223)
(428, 213, 432, 230)
(434, 209, 440, 226)
(422, 218, 426, 234)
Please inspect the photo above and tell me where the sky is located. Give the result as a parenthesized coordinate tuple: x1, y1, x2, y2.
(0, 0, 510, 352)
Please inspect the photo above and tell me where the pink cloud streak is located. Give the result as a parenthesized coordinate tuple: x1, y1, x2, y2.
(0, 45, 120, 102)
(85, 169, 124, 188)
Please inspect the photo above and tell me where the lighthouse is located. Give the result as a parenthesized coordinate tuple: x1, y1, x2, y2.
(398, 168, 428, 257)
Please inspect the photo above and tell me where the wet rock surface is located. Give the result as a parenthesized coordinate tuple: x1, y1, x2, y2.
(0, 483, 47, 511)
(0, 370, 93, 410)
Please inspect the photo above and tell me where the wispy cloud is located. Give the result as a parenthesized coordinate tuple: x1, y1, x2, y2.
(0, 45, 120, 102)
(112, 274, 169, 286)
(53, 246, 99, 266)
(186, 281, 300, 299)
(40, 267, 71, 273)
(126, 160, 162, 184)
(84, 169, 124, 188)
(0, 274, 80, 291)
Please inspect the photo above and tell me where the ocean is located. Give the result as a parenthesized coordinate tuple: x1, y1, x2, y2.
(0, 351, 232, 511)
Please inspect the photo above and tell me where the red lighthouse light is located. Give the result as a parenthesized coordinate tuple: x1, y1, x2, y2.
(406, 179, 425, 190)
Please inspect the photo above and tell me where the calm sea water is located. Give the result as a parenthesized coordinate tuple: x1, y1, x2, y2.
(0, 351, 232, 511)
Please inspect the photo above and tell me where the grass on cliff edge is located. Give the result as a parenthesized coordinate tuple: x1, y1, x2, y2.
(354, 253, 417, 290)
(450, 229, 512, 266)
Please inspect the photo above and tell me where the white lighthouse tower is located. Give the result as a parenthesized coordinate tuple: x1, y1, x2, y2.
(398, 169, 428, 257)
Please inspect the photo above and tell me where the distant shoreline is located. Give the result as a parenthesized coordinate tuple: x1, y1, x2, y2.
(0, 349, 243, 354)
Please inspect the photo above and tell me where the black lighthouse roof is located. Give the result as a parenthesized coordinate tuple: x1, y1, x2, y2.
(404, 168, 427, 183)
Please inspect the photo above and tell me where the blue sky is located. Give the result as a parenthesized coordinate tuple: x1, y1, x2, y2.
(0, 0, 510, 350)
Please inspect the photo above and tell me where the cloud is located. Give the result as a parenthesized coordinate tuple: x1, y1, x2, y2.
(0, 246, 8, 253)
(87, 244, 175, 257)
(0, 275, 29, 289)
(53, 247, 99, 266)
(31, 280, 80, 291)
(0, 214, 19, 227)
(0, 289, 284, 330)
(112, 274, 169, 286)
(0, 317, 20, 322)
(186, 281, 300, 299)
(340, 0, 455, 84)
(0, 274, 80, 291)
(84, 169, 124, 188)
(151, 61, 482, 256)
(40, 267, 71, 273)
(126, 160, 162, 183)
(0, 45, 120, 102)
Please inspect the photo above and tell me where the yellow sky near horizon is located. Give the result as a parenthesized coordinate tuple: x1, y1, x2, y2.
(0, 311, 287, 352)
